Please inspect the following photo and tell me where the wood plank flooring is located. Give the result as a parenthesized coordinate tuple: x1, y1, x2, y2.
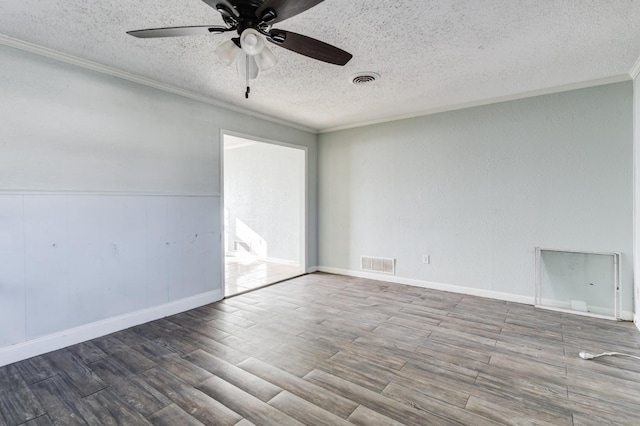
(2, 272, 640, 425)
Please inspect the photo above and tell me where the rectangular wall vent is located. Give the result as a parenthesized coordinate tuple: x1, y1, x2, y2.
(361, 256, 395, 275)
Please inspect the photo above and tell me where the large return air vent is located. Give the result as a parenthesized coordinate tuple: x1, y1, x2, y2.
(361, 256, 395, 275)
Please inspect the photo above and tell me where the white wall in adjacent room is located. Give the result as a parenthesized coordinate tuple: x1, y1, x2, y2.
(319, 82, 634, 315)
(224, 136, 305, 264)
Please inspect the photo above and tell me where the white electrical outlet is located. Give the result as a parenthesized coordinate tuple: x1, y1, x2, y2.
(422, 254, 430, 264)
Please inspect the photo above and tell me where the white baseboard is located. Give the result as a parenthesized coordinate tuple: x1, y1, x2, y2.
(0, 290, 222, 367)
(306, 266, 319, 273)
(318, 267, 637, 321)
(635, 314, 640, 331)
(318, 266, 534, 305)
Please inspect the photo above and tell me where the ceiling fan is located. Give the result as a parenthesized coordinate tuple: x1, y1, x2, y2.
(127, 0, 353, 98)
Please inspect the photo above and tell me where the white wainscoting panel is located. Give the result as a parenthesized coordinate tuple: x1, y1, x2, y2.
(168, 197, 220, 301)
(24, 195, 71, 339)
(0, 195, 26, 347)
(68, 196, 113, 327)
(0, 193, 222, 363)
(146, 196, 172, 307)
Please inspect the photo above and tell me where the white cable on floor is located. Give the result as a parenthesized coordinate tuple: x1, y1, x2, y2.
(579, 350, 640, 361)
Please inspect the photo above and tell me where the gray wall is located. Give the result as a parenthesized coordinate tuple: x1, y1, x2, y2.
(319, 82, 634, 314)
(0, 44, 318, 199)
(0, 43, 317, 363)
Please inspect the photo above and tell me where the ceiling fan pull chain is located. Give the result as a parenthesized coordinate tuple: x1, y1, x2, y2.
(245, 55, 251, 99)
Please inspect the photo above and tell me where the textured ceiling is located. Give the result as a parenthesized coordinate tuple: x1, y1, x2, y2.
(1, 0, 640, 131)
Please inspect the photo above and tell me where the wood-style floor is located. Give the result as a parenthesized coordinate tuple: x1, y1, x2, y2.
(2, 273, 640, 425)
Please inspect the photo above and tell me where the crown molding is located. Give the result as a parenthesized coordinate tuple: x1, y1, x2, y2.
(319, 74, 632, 134)
(4, 34, 635, 136)
(0, 35, 317, 134)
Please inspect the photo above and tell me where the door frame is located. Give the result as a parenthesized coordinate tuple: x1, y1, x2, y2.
(220, 129, 308, 298)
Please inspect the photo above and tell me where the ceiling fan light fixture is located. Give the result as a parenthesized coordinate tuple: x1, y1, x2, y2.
(240, 28, 265, 56)
(236, 54, 259, 80)
(255, 47, 277, 71)
(128, 0, 354, 98)
(214, 39, 241, 66)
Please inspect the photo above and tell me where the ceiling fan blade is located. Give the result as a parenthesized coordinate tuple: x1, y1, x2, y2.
(256, 0, 324, 24)
(202, 0, 240, 17)
(268, 30, 352, 65)
(127, 25, 229, 38)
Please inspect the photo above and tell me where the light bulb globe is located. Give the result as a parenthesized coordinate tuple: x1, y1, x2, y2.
(214, 39, 241, 66)
(240, 28, 265, 56)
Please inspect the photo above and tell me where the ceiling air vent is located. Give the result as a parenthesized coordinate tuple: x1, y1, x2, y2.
(351, 72, 380, 85)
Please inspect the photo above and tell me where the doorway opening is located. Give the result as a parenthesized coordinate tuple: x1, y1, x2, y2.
(222, 133, 306, 297)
